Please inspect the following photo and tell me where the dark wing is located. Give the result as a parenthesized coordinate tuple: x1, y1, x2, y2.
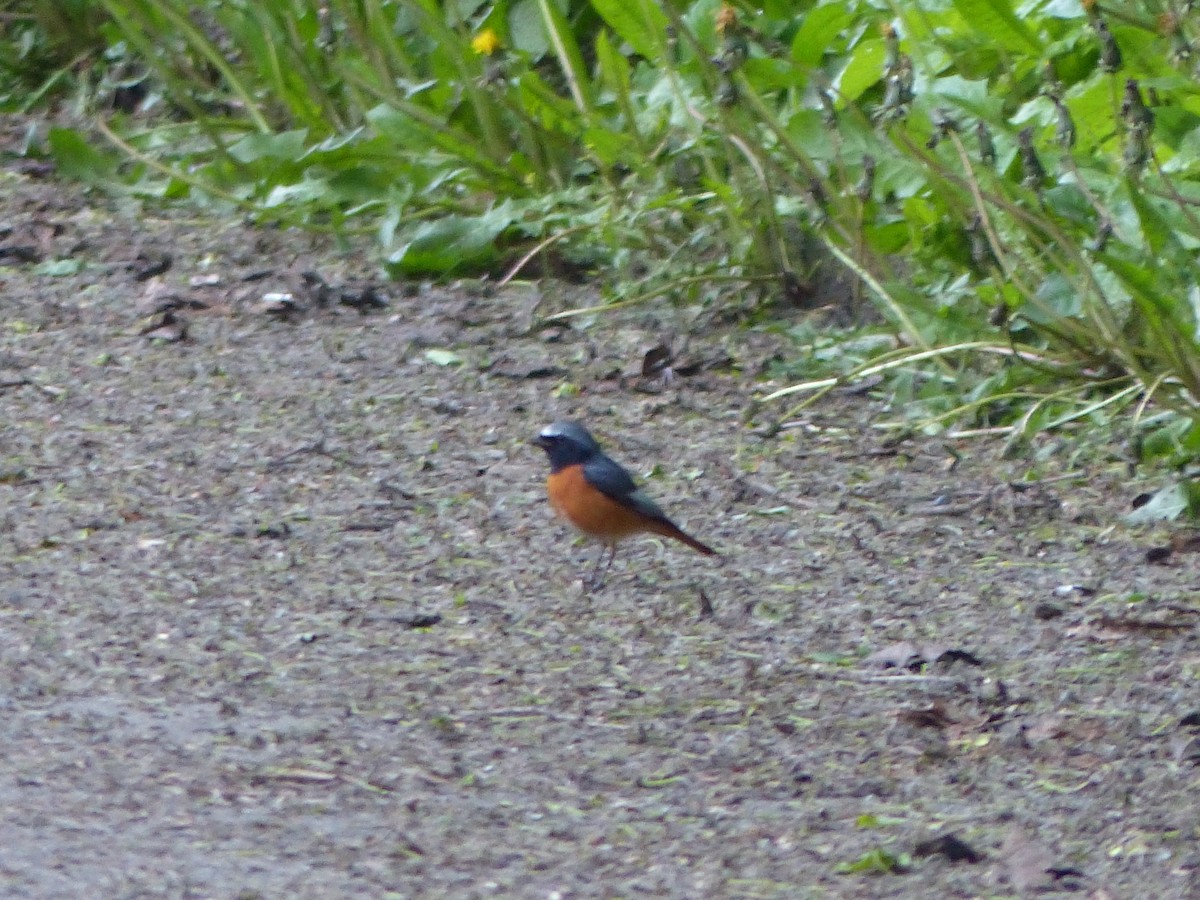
(582, 453, 671, 523)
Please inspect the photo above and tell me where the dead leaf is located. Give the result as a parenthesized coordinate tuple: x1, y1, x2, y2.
(1093, 614, 1192, 638)
(1170, 531, 1200, 554)
(913, 832, 983, 863)
(1000, 825, 1054, 892)
(486, 354, 567, 379)
(338, 281, 389, 312)
(130, 251, 172, 281)
(295, 269, 334, 307)
(641, 342, 673, 377)
(937, 648, 984, 667)
(1175, 737, 1200, 766)
(0, 218, 61, 264)
(897, 703, 957, 730)
(730, 475, 782, 503)
(137, 278, 208, 315)
(138, 310, 188, 342)
(0, 243, 40, 264)
(673, 350, 734, 376)
(1145, 545, 1173, 564)
(394, 613, 442, 628)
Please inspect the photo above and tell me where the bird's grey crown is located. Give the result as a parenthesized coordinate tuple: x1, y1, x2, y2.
(539, 420, 600, 451)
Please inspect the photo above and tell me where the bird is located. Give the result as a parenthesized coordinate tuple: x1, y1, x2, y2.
(533, 420, 715, 589)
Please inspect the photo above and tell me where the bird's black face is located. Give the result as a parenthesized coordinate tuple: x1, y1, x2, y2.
(534, 421, 600, 471)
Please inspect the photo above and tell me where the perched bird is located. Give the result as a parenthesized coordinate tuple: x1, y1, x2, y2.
(533, 420, 715, 589)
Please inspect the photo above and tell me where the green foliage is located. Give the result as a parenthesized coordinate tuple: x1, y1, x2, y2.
(7, 0, 1200, 491)
(835, 846, 910, 875)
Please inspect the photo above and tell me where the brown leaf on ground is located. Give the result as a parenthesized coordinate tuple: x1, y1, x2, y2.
(896, 702, 957, 730)
(1145, 545, 1172, 563)
(137, 277, 208, 315)
(1148, 531, 1200, 564)
(673, 350, 734, 376)
(641, 342, 673, 377)
(138, 310, 188, 342)
(337, 281, 389, 312)
(486, 354, 568, 379)
(1170, 531, 1200, 553)
(913, 832, 984, 863)
(130, 251, 172, 281)
(1067, 614, 1193, 641)
(0, 218, 60, 264)
(999, 825, 1054, 892)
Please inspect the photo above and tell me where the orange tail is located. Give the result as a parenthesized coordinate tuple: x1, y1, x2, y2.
(652, 520, 717, 556)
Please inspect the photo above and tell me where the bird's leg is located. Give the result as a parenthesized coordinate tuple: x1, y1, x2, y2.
(586, 543, 618, 592)
(598, 543, 617, 590)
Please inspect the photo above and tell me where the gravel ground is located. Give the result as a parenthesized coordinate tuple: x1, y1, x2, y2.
(2, 166, 1200, 899)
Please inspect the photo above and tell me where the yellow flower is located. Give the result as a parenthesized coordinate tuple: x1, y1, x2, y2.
(472, 28, 500, 56)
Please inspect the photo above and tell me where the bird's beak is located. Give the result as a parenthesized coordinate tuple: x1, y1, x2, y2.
(532, 435, 549, 450)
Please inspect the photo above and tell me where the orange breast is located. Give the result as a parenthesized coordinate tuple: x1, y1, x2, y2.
(546, 465, 652, 544)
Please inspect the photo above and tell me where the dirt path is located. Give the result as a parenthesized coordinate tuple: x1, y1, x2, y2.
(2, 172, 1198, 898)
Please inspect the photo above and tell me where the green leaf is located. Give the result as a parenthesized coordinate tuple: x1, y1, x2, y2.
(538, 0, 593, 112)
(508, 0, 549, 57)
(584, 126, 635, 167)
(263, 177, 331, 207)
(951, 0, 1043, 52)
(595, 28, 632, 101)
(742, 57, 805, 93)
(228, 130, 308, 164)
(1124, 482, 1190, 523)
(1123, 177, 1181, 260)
(590, 0, 668, 61)
(792, 4, 852, 68)
(424, 349, 463, 366)
(34, 258, 83, 276)
(47, 128, 117, 183)
(835, 38, 886, 105)
(387, 202, 516, 277)
(835, 847, 910, 875)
